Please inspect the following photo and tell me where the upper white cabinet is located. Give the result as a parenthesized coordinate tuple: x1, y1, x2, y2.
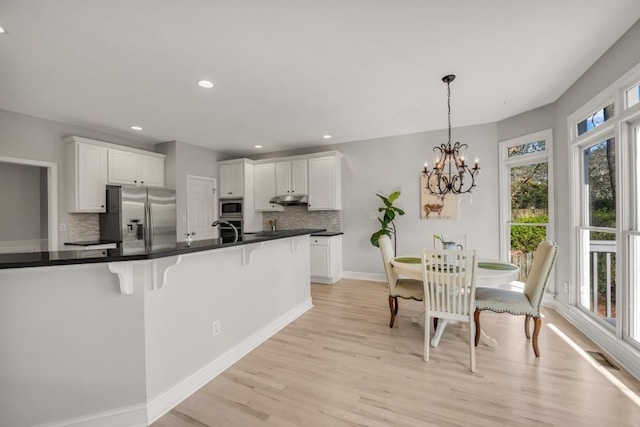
(308, 153, 342, 210)
(275, 159, 307, 195)
(65, 139, 108, 212)
(219, 162, 244, 198)
(254, 163, 284, 211)
(107, 149, 165, 188)
(64, 136, 166, 213)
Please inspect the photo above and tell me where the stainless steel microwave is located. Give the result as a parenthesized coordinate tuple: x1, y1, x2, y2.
(220, 198, 243, 217)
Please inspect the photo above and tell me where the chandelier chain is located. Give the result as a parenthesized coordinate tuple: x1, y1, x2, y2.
(447, 80, 452, 144)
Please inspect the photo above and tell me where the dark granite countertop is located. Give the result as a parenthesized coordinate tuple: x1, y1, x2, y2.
(310, 231, 343, 237)
(0, 229, 324, 270)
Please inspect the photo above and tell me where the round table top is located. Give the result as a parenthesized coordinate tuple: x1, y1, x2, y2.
(391, 256, 519, 287)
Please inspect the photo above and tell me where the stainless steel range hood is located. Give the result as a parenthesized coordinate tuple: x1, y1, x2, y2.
(269, 195, 308, 205)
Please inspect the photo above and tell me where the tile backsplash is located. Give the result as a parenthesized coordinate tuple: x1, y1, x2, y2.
(262, 206, 341, 232)
(67, 213, 100, 241)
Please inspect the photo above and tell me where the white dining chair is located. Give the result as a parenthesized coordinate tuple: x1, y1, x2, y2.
(433, 234, 468, 251)
(422, 248, 478, 372)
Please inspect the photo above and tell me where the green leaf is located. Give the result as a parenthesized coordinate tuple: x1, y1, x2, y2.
(395, 208, 405, 216)
(388, 191, 401, 203)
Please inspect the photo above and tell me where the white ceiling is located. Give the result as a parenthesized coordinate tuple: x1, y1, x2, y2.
(1, 1, 640, 156)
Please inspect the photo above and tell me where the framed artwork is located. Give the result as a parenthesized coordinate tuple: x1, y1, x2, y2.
(420, 175, 458, 220)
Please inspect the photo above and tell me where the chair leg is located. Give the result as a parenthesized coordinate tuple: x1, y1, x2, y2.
(424, 311, 430, 362)
(474, 309, 481, 346)
(524, 315, 531, 340)
(394, 296, 399, 315)
(532, 317, 542, 357)
(469, 319, 476, 373)
(388, 296, 395, 328)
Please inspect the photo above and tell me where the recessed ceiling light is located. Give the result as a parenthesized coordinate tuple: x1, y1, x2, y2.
(197, 80, 214, 89)
(0, 27, 5, 34)
(130, 125, 143, 131)
(254, 145, 263, 149)
(323, 135, 332, 140)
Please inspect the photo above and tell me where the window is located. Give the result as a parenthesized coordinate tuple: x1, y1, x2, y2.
(577, 103, 614, 136)
(577, 138, 617, 325)
(499, 130, 553, 283)
(626, 83, 640, 109)
(507, 140, 546, 158)
(569, 62, 640, 356)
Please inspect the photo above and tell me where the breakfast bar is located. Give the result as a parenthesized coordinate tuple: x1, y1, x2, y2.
(0, 230, 321, 427)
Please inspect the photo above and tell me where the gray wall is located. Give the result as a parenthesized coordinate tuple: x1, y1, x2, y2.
(157, 141, 231, 239)
(0, 108, 156, 248)
(0, 162, 45, 241)
(252, 122, 500, 276)
(497, 18, 640, 303)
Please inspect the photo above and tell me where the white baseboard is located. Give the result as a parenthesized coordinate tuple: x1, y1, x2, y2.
(341, 271, 386, 282)
(553, 301, 640, 381)
(42, 403, 147, 427)
(146, 297, 314, 424)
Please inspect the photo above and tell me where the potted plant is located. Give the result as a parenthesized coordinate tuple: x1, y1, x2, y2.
(370, 191, 405, 253)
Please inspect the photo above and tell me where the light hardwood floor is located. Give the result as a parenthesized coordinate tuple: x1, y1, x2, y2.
(153, 279, 640, 426)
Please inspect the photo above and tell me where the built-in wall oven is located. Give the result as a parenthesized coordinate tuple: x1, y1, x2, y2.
(219, 219, 243, 239)
(220, 198, 243, 217)
(219, 198, 243, 239)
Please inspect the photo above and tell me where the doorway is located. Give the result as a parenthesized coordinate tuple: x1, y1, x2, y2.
(0, 156, 58, 251)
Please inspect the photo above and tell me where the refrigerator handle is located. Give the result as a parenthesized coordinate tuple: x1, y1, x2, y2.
(147, 200, 153, 251)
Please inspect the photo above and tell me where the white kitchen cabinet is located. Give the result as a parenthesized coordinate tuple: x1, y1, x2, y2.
(107, 149, 165, 188)
(310, 235, 343, 284)
(275, 159, 307, 195)
(254, 163, 284, 211)
(308, 153, 342, 210)
(219, 162, 244, 198)
(65, 140, 108, 212)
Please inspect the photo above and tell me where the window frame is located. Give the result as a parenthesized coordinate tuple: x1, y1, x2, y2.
(499, 129, 555, 286)
(568, 61, 640, 348)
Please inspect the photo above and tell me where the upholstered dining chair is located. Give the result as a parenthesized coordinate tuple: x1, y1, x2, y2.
(433, 234, 468, 251)
(422, 248, 478, 372)
(474, 240, 558, 357)
(378, 234, 424, 328)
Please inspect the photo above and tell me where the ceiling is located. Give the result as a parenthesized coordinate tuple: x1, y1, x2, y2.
(1, 1, 640, 156)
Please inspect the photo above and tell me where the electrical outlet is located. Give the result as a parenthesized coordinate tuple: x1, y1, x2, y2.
(212, 320, 221, 336)
(564, 281, 569, 292)
(59, 223, 67, 232)
(368, 212, 377, 220)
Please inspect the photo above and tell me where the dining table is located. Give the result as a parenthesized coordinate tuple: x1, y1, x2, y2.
(390, 255, 519, 347)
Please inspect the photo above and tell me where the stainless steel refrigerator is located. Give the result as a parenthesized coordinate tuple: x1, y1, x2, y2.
(100, 185, 176, 254)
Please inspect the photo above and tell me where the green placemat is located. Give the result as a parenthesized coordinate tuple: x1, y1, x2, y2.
(394, 256, 421, 264)
(478, 262, 518, 271)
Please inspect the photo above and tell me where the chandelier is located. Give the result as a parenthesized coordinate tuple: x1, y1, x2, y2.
(422, 74, 480, 196)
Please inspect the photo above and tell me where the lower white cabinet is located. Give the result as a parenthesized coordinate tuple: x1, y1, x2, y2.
(310, 235, 342, 284)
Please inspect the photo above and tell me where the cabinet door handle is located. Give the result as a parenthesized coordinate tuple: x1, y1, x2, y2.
(141, 181, 144, 184)
(101, 205, 104, 208)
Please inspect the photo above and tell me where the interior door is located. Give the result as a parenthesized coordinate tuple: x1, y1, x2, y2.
(187, 175, 216, 240)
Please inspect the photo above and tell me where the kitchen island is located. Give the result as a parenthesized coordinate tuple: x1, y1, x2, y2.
(0, 230, 322, 427)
